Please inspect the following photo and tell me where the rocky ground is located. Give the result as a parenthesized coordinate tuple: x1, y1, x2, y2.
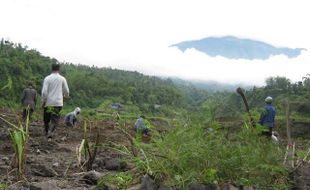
(1, 111, 310, 190)
(0, 112, 133, 190)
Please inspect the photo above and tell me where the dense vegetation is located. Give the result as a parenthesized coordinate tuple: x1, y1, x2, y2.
(1, 39, 310, 118)
(0, 40, 183, 115)
(247, 76, 310, 117)
(1, 39, 310, 189)
(124, 124, 289, 189)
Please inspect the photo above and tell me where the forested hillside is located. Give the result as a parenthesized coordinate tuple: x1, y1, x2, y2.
(0, 40, 183, 113)
(2, 40, 310, 190)
(247, 76, 310, 115)
(1, 39, 310, 120)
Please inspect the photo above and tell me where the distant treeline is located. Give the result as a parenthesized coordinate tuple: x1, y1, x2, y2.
(1, 39, 309, 118)
(0, 40, 183, 111)
(247, 75, 310, 115)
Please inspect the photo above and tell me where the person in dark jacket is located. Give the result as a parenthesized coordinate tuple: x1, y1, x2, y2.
(64, 107, 81, 128)
(21, 81, 37, 120)
(259, 96, 276, 137)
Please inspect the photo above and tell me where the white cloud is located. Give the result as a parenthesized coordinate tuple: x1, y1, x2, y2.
(1, 0, 309, 86)
(108, 47, 310, 86)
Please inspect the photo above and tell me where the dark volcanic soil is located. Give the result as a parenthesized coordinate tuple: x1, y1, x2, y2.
(292, 162, 310, 190)
(0, 113, 131, 190)
(1, 113, 310, 190)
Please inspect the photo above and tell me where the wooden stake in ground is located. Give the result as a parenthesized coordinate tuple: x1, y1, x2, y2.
(285, 99, 292, 146)
(283, 99, 295, 167)
(236, 87, 255, 128)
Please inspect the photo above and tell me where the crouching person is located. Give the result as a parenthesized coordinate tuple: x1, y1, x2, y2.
(132, 115, 150, 137)
(64, 107, 81, 128)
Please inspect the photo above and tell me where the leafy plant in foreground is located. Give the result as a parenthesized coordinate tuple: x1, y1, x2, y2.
(97, 172, 133, 189)
(0, 108, 30, 179)
(122, 123, 290, 189)
(76, 120, 100, 171)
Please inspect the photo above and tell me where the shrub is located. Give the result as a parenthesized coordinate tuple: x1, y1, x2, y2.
(97, 172, 132, 189)
(0, 183, 8, 189)
(126, 124, 289, 189)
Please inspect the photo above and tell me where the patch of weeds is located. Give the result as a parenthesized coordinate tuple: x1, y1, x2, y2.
(124, 123, 290, 189)
(97, 172, 132, 189)
(0, 183, 8, 189)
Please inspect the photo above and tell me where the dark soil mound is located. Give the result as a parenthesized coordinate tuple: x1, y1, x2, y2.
(291, 163, 310, 190)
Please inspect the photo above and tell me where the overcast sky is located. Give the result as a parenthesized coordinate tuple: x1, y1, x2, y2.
(1, 0, 309, 86)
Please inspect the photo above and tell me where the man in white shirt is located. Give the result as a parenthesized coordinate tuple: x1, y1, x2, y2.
(42, 63, 69, 141)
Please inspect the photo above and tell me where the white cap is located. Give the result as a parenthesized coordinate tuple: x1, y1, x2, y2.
(265, 96, 273, 103)
(75, 107, 81, 113)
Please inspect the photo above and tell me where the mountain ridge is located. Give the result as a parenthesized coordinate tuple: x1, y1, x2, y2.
(170, 36, 305, 60)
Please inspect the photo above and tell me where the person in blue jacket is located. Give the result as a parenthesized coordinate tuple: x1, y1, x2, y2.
(259, 96, 276, 137)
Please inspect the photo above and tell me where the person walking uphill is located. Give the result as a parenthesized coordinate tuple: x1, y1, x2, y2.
(42, 63, 69, 141)
(21, 81, 37, 121)
(259, 96, 276, 137)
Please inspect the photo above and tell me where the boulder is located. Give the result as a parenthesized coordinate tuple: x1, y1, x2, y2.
(220, 183, 239, 190)
(1, 156, 10, 165)
(29, 180, 58, 190)
(141, 175, 158, 190)
(91, 185, 109, 190)
(105, 158, 127, 171)
(91, 184, 117, 190)
(188, 183, 220, 190)
(82, 170, 104, 185)
(52, 162, 60, 167)
(6, 184, 25, 190)
(158, 183, 173, 190)
(127, 184, 143, 190)
(242, 186, 256, 190)
(31, 164, 58, 177)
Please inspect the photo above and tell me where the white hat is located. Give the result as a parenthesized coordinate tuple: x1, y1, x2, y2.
(75, 107, 81, 113)
(265, 96, 273, 103)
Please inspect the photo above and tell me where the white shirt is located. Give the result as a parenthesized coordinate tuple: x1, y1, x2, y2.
(41, 72, 69, 107)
